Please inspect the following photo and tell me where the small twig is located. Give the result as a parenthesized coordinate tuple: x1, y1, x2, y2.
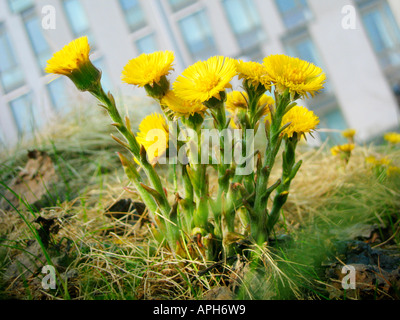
(197, 256, 237, 276)
(372, 224, 400, 249)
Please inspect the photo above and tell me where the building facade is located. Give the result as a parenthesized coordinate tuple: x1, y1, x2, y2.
(1, 0, 400, 149)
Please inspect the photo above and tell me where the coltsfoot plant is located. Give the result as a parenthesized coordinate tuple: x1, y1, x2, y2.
(46, 36, 325, 262)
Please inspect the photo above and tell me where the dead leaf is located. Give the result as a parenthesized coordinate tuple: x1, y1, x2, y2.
(203, 286, 235, 300)
(1, 150, 58, 210)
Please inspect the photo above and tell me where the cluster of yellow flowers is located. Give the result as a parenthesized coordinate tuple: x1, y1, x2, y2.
(328, 127, 400, 176)
(366, 155, 400, 178)
(45, 36, 328, 254)
(46, 37, 323, 148)
(384, 132, 400, 145)
(363, 132, 400, 178)
(331, 143, 355, 157)
(122, 52, 323, 145)
(330, 129, 357, 164)
(342, 129, 356, 144)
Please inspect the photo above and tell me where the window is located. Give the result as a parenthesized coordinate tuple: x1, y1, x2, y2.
(356, 0, 400, 71)
(0, 23, 25, 93)
(136, 33, 158, 54)
(275, 0, 312, 29)
(168, 0, 196, 12)
(47, 77, 69, 112)
(119, 0, 147, 32)
(178, 10, 217, 61)
(63, 0, 95, 45)
(7, 0, 33, 13)
(22, 8, 52, 73)
(222, 0, 265, 50)
(9, 93, 40, 135)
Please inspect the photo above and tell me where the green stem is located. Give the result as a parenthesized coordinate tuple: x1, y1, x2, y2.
(265, 136, 301, 237)
(92, 86, 171, 215)
(118, 153, 158, 218)
(251, 91, 291, 244)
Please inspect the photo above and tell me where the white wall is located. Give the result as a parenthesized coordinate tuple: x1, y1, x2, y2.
(388, 0, 400, 26)
(308, 0, 399, 141)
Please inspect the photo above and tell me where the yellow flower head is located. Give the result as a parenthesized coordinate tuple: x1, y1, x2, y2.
(281, 106, 319, 139)
(263, 54, 326, 98)
(387, 166, 400, 177)
(122, 51, 175, 88)
(161, 90, 207, 118)
(384, 132, 400, 145)
(226, 91, 248, 113)
(226, 91, 274, 116)
(365, 156, 376, 165)
(342, 129, 356, 139)
(259, 95, 275, 116)
(331, 144, 355, 156)
(45, 36, 101, 92)
(365, 156, 391, 167)
(173, 56, 237, 103)
(236, 60, 272, 90)
(136, 113, 169, 165)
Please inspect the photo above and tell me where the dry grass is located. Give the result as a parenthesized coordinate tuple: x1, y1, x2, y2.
(1, 102, 400, 300)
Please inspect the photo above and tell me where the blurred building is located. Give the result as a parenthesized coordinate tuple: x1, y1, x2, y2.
(1, 0, 400, 148)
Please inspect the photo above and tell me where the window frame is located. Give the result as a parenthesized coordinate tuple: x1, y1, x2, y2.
(222, 0, 266, 51)
(135, 32, 159, 54)
(119, 0, 147, 33)
(21, 6, 52, 74)
(9, 92, 39, 136)
(274, 0, 312, 30)
(168, 0, 197, 12)
(356, 0, 400, 73)
(177, 9, 218, 61)
(62, 0, 95, 44)
(0, 22, 25, 93)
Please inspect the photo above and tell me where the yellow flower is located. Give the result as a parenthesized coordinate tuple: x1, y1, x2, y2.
(122, 51, 175, 88)
(281, 106, 319, 138)
(384, 132, 400, 144)
(331, 144, 355, 156)
(226, 91, 248, 112)
(258, 95, 275, 116)
(387, 166, 400, 177)
(365, 156, 376, 165)
(227, 91, 274, 129)
(263, 54, 326, 98)
(236, 60, 271, 90)
(161, 90, 207, 117)
(45, 36, 90, 75)
(136, 113, 169, 165)
(45, 36, 101, 92)
(226, 91, 274, 116)
(173, 56, 236, 103)
(342, 129, 356, 139)
(365, 156, 391, 167)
